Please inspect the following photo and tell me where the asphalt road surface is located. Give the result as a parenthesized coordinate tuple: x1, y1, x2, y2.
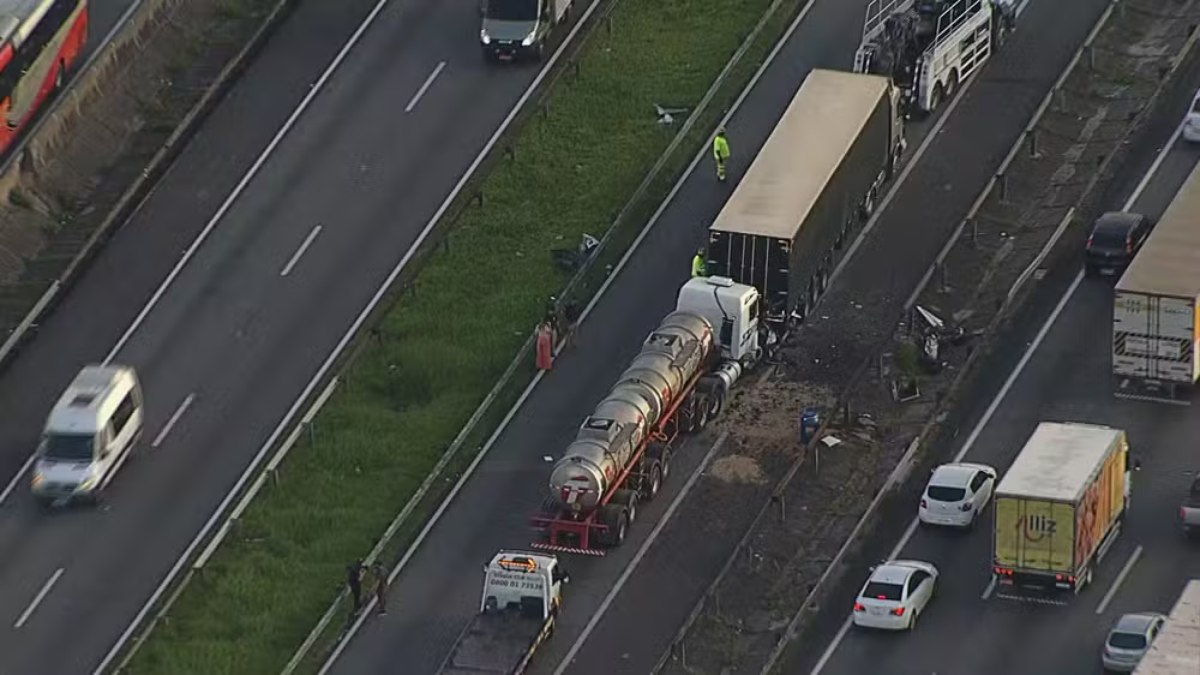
(323, 0, 1117, 673)
(798, 86, 1200, 675)
(0, 0, 593, 672)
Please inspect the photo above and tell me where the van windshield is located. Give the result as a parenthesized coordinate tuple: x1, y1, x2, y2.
(486, 0, 538, 21)
(42, 433, 95, 461)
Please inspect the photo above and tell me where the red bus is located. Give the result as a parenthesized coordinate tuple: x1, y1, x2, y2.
(0, 0, 88, 156)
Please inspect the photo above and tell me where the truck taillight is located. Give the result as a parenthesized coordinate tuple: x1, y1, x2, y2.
(1125, 235, 1133, 254)
(1086, 234, 1094, 249)
(890, 607, 905, 616)
(994, 567, 1013, 577)
(960, 503, 973, 512)
(920, 498, 927, 509)
(853, 602, 865, 612)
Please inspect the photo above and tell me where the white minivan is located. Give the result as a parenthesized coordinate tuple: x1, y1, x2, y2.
(1184, 87, 1200, 142)
(32, 364, 143, 506)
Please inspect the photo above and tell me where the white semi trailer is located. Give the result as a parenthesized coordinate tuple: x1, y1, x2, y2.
(1113, 161, 1200, 401)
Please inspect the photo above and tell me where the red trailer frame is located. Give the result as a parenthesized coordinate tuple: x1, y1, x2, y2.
(529, 364, 710, 557)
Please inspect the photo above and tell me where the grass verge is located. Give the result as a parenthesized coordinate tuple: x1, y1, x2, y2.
(127, 0, 808, 672)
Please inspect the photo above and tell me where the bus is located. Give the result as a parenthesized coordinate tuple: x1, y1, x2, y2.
(0, 0, 88, 156)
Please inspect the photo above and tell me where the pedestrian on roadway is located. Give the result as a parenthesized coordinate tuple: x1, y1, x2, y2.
(712, 126, 730, 182)
(346, 561, 364, 614)
(691, 248, 707, 278)
(372, 562, 388, 616)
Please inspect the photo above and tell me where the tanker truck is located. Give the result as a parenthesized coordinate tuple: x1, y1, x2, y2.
(530, 275, 764, 556)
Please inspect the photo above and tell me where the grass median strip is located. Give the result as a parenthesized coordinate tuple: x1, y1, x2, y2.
(127, 0, 806, 672)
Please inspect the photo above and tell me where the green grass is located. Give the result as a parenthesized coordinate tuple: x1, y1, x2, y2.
(126, 0, 807, 672)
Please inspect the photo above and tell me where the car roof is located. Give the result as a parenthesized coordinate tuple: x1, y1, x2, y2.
(1112, 613, 1162, 634)
(869, 563, 917, 585)
(929, 464, 977, 487)
(1093, 211, 1143, 232)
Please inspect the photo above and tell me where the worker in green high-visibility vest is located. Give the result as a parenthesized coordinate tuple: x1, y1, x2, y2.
(691, 248, 706, 278)
(712, 126, 730, 182)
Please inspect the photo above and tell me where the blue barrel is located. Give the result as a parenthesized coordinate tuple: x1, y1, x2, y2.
(800, 407, 821, 445)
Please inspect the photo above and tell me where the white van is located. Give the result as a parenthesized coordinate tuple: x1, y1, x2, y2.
(32, 364, 143, 506)
(1184, 87, 1200, 142)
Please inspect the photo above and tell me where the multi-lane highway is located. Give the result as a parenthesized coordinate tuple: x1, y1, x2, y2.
(321, 0, 1121, 673)
(792, 90, 1200, 675)
(0, 0, 598, 672)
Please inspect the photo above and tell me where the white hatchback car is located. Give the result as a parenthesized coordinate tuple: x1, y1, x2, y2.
(918, 462, 998, 528)
(852, 560, 939, 631)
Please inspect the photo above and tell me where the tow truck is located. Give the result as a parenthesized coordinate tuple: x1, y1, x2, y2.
(437, 551, 568, 674)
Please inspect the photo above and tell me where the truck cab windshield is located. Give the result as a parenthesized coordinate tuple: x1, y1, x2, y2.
(485, 0, 538, 21)
(42, 433, 95, 461)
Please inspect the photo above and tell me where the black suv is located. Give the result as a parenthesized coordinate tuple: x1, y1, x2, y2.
(1085, 211, 1152, 278)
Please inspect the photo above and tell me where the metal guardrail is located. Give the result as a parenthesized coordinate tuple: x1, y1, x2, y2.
(286, 0, 803, 671)
(651, 0, 1200, 671)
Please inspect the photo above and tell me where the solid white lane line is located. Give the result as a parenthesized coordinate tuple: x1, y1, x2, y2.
(103, 0, 406, 367)
(828, 69, 974, 288)
(981, 575, 997, 600)
(809, 78, 1188, 675)
(810, 618, 854, 675)
(100, 1, 610, 671)
(550, 433, 729, 675)
(280, 225, 323, 277)
(151, 393, 196, 448)
(1124, 120, 1188, 212)
(404, 61, 446, 113)
(1096, 545, 1143, 615)
(14, 568, 64, 629)
(0, 453, 37, 507)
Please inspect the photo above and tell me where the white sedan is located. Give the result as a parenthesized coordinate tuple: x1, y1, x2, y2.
(918, 462, 998, 528)
(852, 560, 939, 631)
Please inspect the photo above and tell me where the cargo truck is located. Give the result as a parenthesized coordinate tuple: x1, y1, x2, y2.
(1133, 579, 1200, 675)
(1113, 161, 1200, 401)
(706, 69, 904, 346)
(992, 422, 1130, 594)
(853, 0, 1007, 116)
(530, 276, 764, 556)
(438, 551, 568, 675)
(478, 0, 572, 62)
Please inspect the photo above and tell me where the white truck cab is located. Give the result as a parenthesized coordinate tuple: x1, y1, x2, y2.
(32, 364, 143, 506)
(676, 276, 763, 363)
(480, 550, 567, 616)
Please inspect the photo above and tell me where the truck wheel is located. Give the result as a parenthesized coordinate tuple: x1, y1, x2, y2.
(658, 448, 672, 480)
(707, 387, 726, 419)
(695, 397, 711, 431)
(614, 489, 638, 524)
(930, 83, 945, 113)
(682, 397, 700, 434)
(597, 504, 629, 547)
(640, 461, 663, 501)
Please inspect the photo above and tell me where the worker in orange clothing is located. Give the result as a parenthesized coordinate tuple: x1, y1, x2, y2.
(712, 126, 730, 182)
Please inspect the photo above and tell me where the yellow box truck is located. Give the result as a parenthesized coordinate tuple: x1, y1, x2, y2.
(992, 422, 1130, 595)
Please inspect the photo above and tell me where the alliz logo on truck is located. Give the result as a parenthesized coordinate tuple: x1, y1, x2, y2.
(1018, 513, 1057, 541)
